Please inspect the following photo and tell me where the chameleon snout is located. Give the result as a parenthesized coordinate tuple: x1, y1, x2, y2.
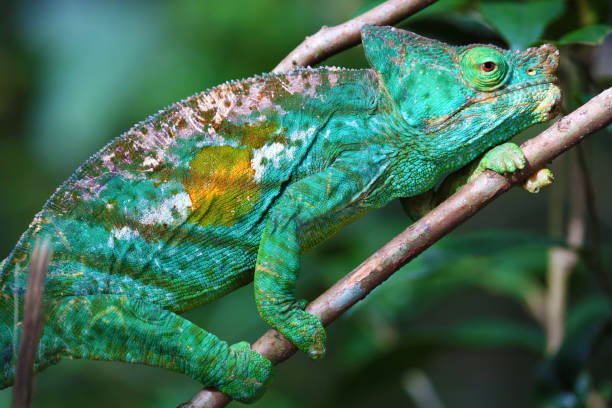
(528, 45, 562, 121)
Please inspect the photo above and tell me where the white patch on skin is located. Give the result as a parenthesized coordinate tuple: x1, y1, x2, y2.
(107, 226, 140, 249)
(328, 73, 339, 87)
(251, 142, 286, 182)
(290, 125, 317, 142)
(102, 152, 115, 165)
(286, 74, 306, 94)
(140, 192, 192, 225)
(285, 146, 296, 161)
(307, 72, 323, 90)
(112, 226, 140, 240)
(73, 176, 108, 201)
(136, 129, 173, 153)
(142, 156, 159, 169)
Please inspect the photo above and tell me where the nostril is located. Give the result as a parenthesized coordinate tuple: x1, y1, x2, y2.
(527, 68, 536, 76)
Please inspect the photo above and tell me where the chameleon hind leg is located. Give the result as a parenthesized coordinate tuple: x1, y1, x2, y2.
(46, 295, 273, 402)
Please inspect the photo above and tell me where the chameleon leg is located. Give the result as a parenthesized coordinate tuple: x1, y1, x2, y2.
(254, 155, 374, 359)
(45, 295, 273, 402)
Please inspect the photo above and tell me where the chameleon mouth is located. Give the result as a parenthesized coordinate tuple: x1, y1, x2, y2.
(425, 80, 560, 133)
(471, 80, 559, 105)
(538, 84, 562, 120)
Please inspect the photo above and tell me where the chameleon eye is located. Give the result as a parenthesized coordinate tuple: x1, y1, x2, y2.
(481, 61, 496, 72)
(460, 47, 509, 92)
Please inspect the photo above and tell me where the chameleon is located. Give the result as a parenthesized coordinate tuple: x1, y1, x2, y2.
(0, 24, 560, 402)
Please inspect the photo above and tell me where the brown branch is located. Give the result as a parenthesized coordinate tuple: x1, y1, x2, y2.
(12, 240, 51, 408)
(181, 88, 612, 408)
(272, 0, 438, 73)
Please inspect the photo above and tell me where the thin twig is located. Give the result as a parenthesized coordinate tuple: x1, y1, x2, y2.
(272, 0, 438, 73)
(545, 153, 585, 354)
(12, 240, 51, 408)
(576, 144, 612, 297)
(182, 88, 612, 408)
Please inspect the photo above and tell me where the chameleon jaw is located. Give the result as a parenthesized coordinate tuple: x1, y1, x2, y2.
(423, 80, 562, 134)
(533, 83, 562, 121)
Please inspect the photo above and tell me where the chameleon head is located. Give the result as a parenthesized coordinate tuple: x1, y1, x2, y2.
(361, 25, 561, 143)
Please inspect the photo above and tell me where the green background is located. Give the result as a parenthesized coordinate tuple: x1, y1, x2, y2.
(1, 0, 611, 407)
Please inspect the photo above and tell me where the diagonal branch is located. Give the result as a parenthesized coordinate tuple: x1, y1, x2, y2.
(181, 86, 612, 407)
(272, 0, 438, 73)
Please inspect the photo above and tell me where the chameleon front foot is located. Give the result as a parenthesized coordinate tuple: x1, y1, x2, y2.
(467, 143, 554, 193)
(468, 142, 526, 182)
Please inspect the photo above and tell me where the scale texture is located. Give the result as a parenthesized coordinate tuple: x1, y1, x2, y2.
(0, 25, 561, 402)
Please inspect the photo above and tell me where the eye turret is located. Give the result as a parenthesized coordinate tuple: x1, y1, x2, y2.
(460, 47, 509, 91)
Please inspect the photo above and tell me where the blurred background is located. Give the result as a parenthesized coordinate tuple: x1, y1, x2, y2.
(1, 0, 611, 407)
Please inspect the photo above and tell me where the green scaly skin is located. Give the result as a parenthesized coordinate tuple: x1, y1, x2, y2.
(0, 25, 561, 402)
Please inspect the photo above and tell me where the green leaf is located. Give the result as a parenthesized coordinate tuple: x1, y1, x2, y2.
(558, 24, 612, 45)
(480, 0, 565, 49)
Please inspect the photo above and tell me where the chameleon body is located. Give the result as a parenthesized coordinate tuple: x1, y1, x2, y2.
(0, 25, 560, 402)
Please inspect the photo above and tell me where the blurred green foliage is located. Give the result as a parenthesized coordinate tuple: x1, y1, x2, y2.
(481, 0, 566, 49)
(1, 0, 611, 407)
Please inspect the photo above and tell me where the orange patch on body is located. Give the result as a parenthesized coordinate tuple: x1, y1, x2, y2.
(184, 146, 261, 227)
